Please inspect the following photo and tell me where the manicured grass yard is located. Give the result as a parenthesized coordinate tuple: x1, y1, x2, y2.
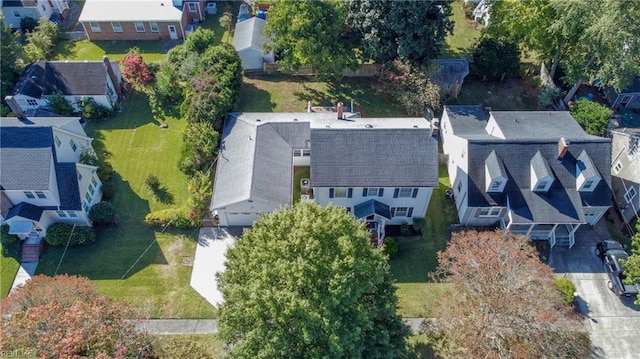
(442, 0, 482, 58)
(35, 92, 216, 318)
(447, 77, 540, 111)
(0, 242, 21, 298)
(54, 40, 166, 63)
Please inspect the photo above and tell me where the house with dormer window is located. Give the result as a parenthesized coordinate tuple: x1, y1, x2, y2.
(210, 109, 439, 245)
(440, 106, 612, 248)
(0, 117, 102, 243)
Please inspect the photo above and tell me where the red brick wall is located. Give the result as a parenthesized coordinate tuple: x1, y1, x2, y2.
(82, 20, 185, 41)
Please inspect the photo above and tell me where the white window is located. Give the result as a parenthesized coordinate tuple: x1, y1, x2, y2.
(77, 172, 83, 182)
(57, 211, 67, 218)
(478, 207, 501, 217)
(91, 176, 97, 186)
(394, 207, 409, 217)
(582, 180, 594, 190)
(13, 11, 20, 18)
(111, 22, 123, 33)
(54, 135, 61, 148)
(188, 2, 197, 12)
(293, 149, 311, 157)
(629, 140, 639, 158)
(134, 22, 145, 32)
(535, 181, 547, 191)
(457, 181, 462, 193)
(68, 211, 78, 218)
(490, 181, 501, 190)
(26, 99, 38, 106)
(366, 188, 379, 197)
(613, 161, 623, 173)
(35, 191, 46, 199)
(24, 191, 35, 199)
(88, 184, 95, 195)
(334, 188, 348, 198)
(398, 188, 413, 198)
(624, 187, 638, 203)
(85, 192, 91, 202)
(90, 22, 101, 33)
(149, 22, 159, 32)
(69, 139, 77, 152)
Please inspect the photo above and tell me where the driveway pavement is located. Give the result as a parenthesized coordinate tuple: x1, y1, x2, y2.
(549, 222, 640, 359)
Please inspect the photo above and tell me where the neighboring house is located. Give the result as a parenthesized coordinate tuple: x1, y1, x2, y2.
(4, 57, 122, 116)
(610, 127, 640, 225)
(472, 0, 490, 26)
(604, 76, 640, 110)
(433, 59, 470, 99)
(211, 109, 439, 244)
(233, 16, 274, 71)
(441, 106, 612, 248)
(1, 0, 69, 30)
(0, 117, 102, 240)
(78, 0, 206, 41)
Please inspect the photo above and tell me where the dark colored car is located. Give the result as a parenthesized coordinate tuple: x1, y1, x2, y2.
(596, 240, 640, 297)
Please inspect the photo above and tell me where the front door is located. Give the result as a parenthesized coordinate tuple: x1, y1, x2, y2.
(168, 25, 178, 40)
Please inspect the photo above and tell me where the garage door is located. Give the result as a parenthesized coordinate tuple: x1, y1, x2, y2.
(224, 212, 259, 226)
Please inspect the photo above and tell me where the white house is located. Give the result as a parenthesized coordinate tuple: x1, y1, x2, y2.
(441, 106, 612, 248)
(610, 127, 640, 226)
(1, 0, 70, 30)
(0, 117, 102, 240)
(210, 109, 439, 244)
(232, 16, 274, 71)
(4, 58, 123, 116)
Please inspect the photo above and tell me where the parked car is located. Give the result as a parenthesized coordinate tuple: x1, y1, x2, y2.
(597, 240, 640, 297)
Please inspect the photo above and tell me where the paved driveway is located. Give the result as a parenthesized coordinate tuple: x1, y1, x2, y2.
(549, 222, 640, 359)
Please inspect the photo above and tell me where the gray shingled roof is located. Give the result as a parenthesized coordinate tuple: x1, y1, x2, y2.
(354, 199, 391, 219)
(5, 203, 44, 221)
(56, 163, 82, 210)
(13, 60, 113, 98)
(233, 17, 269, 53)
(310, 128, 438, 187)
(0, 126, 54, 191)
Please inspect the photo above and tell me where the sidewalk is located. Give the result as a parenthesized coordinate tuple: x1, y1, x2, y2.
(9, 261, 38, 293)
(136, 318, 428, 335)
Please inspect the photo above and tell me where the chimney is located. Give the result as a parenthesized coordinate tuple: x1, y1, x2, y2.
(558, 137, 570, 159)
(337, 102, 343, 120)
(103, 56, 122, 98)
(4, 96, 27, 120)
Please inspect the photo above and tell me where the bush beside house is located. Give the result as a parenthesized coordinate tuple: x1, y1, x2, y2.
(45, 223, 96, 246)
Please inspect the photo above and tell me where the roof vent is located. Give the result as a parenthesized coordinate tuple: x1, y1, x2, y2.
(293, 118, 298, 121)
(365, 124, 373, 128)
(413, 125, 419, 128)
(325, 125, 330, 128)
(256, 118, 261, 122)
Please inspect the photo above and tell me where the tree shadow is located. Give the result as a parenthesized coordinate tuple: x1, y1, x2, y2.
(236, 81, 276, 112)
(153, 186, 175, 205)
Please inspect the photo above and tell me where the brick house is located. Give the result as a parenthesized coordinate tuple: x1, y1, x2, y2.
(78, 0, 206, 41)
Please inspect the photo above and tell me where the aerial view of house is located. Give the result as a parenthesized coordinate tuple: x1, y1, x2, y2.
(610, 127, 640, 226)
(78, 0, 207, 41)
(1, 0, 70, 30)
(232, 16, 274, 71)
(0, 116, 102, 240)
(441, 106, 612, 247)
(210, 108, 439, 243)
(4, 57, 123, 116)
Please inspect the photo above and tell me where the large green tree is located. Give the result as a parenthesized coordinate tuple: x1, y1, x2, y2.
(347, 0, 454, 65)
(624, 221, 640, 305)
(218, 203, 408, 359)
(1, 16, 22, 115)
(264, 0, 357, 78)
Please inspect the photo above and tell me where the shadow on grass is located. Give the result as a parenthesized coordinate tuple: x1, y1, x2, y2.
(36, 174, 167, 280)
(236, 82, 277, 112)
(153, 186, 175, 205)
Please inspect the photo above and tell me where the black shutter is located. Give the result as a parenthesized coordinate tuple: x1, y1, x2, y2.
(362, 188, 368, 197)
(329, 188, 334, 198)
(407, 208, 413, 217)
(412, 188, 419, 198)
(393, 188, 399, 198)
(378, 188, 384, 197)
(391, 207, 396, 217)
(347, 188, 353, 198)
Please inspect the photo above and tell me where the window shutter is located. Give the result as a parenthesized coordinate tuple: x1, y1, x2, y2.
(329, 188, 334, 198)
(391, 207, 396, 217)
(393, 188, 399, 198)
(362, 188, 368, 197)
(378, 188, 384, 197)
(347, 188, 353, 198)
(412, 188, 419, 198)
(407, 208, 413, 217)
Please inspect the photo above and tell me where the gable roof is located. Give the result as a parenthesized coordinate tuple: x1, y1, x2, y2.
(233, 17, 269, 53)
(79, 0, 183, 22)
(212, 112, 438, 209)
(433, 59, 469, 85)
(354, 199, 391, 219)
(0, 127, 54, 191)
(444, 106, 612, 225)
(5, 202, 43, 221)
(55, 163, 82, 210)
(13, 60, 113, 98)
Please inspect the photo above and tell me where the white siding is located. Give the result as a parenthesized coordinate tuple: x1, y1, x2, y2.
(215, 200, 282, 226)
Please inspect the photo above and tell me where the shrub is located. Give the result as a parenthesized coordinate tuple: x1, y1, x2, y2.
(20, 17, 38, 33)
(179, 122, 219, 176)
(553, 276, 577, 305)
(45, 223, 96, 246)
(530, 75, 542, 88)
(472, 37, 521, 80)
(88, 202, 117, 226)
(538, 86, 562, 109)
(82, 98, 113, 121)
(23, 18, 59, 62)
(144, 208, 194, 228)
(145, 174, 161, 192)
(571, 98, 613, 136)
(382, 237, 398, 258)
(80, 150, 114, 183)
(47, 93, 74, 116)
(1, 224, 18, 246)
(101, 181, 115, 200)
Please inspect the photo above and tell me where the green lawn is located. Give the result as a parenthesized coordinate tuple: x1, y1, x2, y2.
(35, 92, 216, 318)
(54, 40, 166, 62)
(0, 241, 21, 298)
(442, 0, 482, 58)
(237, 75, 407, 116)
(293, 166, 311, 205)
(447, 77, 540, 110)
(391, 166, 459, 317)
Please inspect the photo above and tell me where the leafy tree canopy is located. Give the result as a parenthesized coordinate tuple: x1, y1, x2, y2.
(570, 98, 612, 136)
(472, 37, 521, 79)
(218, 203, 408, 359)
(624, 222, 640, 305)
(23, 18, 58, 62)
(120, 48, 154, 91)
(432, 230, 589, 358)
(1, 16, 22, 102)
(347, 0, 454, 65)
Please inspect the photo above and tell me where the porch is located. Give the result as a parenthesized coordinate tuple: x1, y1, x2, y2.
(500, 220, 581, 248)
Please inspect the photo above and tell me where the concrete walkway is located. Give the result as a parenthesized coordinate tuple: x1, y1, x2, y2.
(136, 318, 427, 335)
(9, 261, 38, 293)
(189, 227, 235, 307)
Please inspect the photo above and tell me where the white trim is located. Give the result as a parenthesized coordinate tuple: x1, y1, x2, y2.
(624, 186, 637, 204)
